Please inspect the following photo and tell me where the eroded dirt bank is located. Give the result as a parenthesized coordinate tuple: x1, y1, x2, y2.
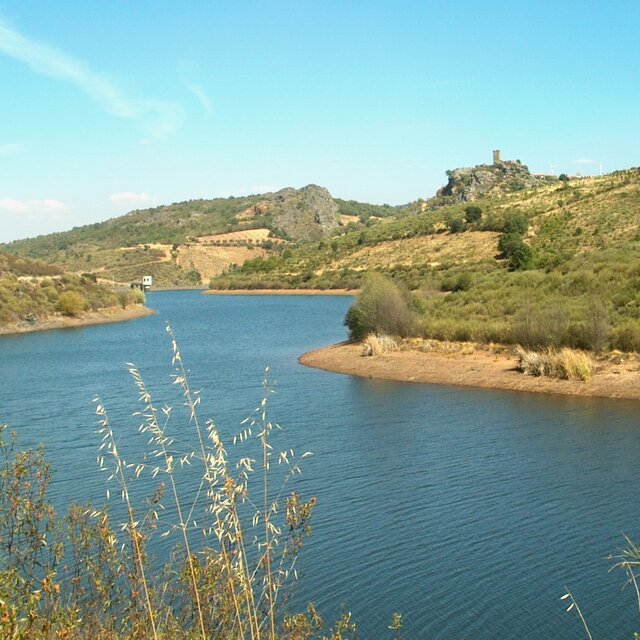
(0, 306, 155, 336)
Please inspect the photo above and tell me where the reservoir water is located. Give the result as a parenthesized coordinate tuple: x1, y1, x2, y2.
(1, 290, 639, 638)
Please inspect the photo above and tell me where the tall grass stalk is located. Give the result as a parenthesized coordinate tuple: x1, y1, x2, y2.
(166, 324, 254, 638)
(561, 589, 593, 640)
(95, 401, 159, 640)
(127, 363, 207, 640)
(159, 325, 313, 639)
(610, 534, 640, 617)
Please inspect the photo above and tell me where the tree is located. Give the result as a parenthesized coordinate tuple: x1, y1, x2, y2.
(447, 216, 464, 233)
(464, 205, 482, 224)
(508, 242, 535, 271)
(344, 272, 416, 341)
(502, 213, 529, 236)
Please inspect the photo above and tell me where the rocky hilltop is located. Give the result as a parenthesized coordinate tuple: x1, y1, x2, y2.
(432, 158, 555, 205)
(271, 184, 339, 241)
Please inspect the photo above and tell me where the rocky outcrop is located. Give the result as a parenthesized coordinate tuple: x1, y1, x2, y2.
(269, 185, 339, 242)
(432, 160, 553, 205)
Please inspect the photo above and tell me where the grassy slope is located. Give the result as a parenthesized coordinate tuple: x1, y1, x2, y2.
(211, 169, 640, 350)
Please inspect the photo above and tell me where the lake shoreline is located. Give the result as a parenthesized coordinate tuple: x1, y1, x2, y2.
(0, 305, 155, 336)
(204, 288, 356, 296)
(299, 341, 640, 400)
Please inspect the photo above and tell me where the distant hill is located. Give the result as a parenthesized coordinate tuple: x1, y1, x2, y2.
(2, 186, 399, 287)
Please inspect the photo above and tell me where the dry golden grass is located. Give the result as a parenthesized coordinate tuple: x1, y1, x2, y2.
(413, 339, 477, 355)
(362, 332, 399, 356)
(333, 231, 500, 271)
(175, 243, 268, 281)
(339, 214, 360, 226)
(516, 346, 595, 381)
(197, 228, 280, 244)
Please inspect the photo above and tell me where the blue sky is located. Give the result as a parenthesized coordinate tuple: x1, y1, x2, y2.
(1, 1, 639, 243)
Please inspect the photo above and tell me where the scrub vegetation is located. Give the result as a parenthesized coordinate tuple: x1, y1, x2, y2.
(0, 250, 145, 326)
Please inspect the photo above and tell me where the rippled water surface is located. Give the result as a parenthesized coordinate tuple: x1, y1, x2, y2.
(1, 290, 639, 638)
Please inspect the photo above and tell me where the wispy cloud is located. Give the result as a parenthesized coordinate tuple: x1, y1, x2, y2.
(0, 18, 182, 136)
(0, 142, 25, 156)
(110, 192, 154, 205)
(185, 82, 212, 115)
(0, 198, 66, 214)
(573, 158, 597, 165)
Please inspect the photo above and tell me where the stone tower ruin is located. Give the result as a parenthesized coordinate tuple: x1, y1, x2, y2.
(493, 149, 502, 164)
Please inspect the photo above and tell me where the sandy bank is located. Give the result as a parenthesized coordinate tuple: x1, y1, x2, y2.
(0, 306, 155, 336)
(204, 288, 356, 296)
(152, 286, 207, 291)
(299, 341, 640, 401)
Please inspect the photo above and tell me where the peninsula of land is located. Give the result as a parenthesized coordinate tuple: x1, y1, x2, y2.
(299, 341, 640, 401)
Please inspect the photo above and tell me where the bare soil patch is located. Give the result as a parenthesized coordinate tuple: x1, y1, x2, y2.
(176, 244, 268, 281)
(196, 229, 281, 244)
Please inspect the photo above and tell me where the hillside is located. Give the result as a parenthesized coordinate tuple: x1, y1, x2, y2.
(2, 186, 398, 287)
(211, 167, 640, 352)
(0, 249, 145, 331)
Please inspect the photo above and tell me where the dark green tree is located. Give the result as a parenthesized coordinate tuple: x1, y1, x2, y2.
(464, 205, 482, 224)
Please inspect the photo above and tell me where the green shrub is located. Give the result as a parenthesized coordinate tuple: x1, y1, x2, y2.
(344, 272, 417, 341)
(577, 299, 610, 353)
(511, 302, 570, 349)
(503, 212, 529, 236)
(610, 320, 640, 352)
(464, 205, 482, 224)
(129, 288, 146, 305)
(508, 243, 535, 271)
(56, 290, 88, 316)
(441, 272, 473, 292)
(446, 216, 465, 233)
(498, 232, 524, 256)
(498, 231, 535, 271)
